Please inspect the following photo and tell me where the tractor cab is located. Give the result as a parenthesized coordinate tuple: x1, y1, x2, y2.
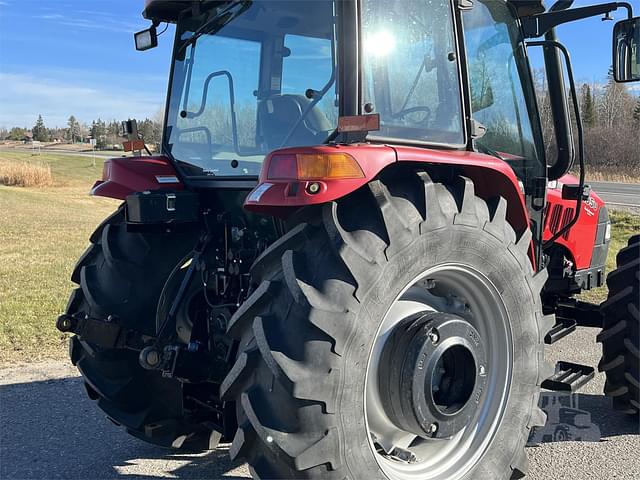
(142, 0, 547, 187)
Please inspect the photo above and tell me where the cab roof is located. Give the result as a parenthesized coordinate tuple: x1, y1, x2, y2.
(143, 0, 190, 23)
(142, 0, 547, 24)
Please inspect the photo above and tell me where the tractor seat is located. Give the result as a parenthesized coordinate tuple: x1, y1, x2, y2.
(257, 94, 332, 150)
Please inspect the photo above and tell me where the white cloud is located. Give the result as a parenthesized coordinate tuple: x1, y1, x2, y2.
(0, 73, 163, 128)
(33, 10, 143, 34)
(37, 14, 64, 20)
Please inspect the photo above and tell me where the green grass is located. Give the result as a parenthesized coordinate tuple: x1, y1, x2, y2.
(579, 211, 640, 304)
(0, 150, 638, 365)
(0, 151, 118, 364)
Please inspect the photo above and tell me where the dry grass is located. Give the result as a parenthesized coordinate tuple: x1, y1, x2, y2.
(586, 170, 640, 183)
(0, 160, 53, 187)
(568, 166, 640, 183)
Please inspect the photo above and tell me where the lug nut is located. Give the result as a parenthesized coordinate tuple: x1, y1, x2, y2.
(140, 347, 161, 370)
(428, 423, 438, 434)
(479, 365, 487, 376)
(428, 329, 439, 344)
(146, 350, 160, 366)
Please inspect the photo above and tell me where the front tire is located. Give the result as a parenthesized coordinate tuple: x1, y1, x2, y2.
(598, 235, 639, 414)
(221, 168, 553, 479)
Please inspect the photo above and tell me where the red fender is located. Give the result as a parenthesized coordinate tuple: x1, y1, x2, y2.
(90, 156, 183, 200)
(245, 144, 530, 237)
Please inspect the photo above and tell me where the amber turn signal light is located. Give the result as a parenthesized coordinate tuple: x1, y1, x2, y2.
(267, 153, 364, 181)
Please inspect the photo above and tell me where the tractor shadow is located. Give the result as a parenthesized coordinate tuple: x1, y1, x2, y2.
(0, 376, 249, 479)
(528, 392, 640, 445)
(3, 374, 639, 477)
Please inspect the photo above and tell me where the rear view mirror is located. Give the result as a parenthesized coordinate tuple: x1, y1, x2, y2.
(613, 17, 640, 82)
(135, 27, 158, 51)
(120, 119, 138, 138)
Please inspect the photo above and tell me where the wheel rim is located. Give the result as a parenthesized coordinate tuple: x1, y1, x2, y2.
(364, 263, 513, 480)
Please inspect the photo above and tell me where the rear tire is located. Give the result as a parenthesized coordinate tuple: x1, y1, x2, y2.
(598, 235, 640, 415)
(64, 207, 217, 450)
(221, 168, 552, 479)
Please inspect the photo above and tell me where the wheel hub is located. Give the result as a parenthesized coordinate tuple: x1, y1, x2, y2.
(378, 312, 487, 439)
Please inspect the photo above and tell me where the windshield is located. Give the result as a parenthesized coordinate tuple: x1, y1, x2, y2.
(165, 0, 338, 177)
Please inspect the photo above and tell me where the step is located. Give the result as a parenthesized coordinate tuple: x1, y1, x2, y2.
(542, 361, 595, 392)
(544, 318, 577, 344)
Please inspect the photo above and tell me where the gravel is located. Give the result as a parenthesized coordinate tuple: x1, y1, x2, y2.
(1, 329, 638, 479)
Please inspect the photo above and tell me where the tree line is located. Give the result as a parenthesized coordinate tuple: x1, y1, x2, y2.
(536, 71, 640, 176)
(2, 81, 638, 173)
(1, 114, 164, 151)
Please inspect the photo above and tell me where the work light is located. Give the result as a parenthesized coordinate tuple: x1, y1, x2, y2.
(134, 27, 158, 51)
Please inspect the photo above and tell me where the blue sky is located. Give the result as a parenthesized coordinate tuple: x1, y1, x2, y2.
(0, 0, 174, 128)
(0, 0, 638, 129)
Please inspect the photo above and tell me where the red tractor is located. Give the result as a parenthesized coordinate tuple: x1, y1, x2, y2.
(57, 1, 639, 478)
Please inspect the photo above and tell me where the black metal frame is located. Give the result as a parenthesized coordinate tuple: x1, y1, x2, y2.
(555, 298, 604, 329)
(537, 0, 575, 182)
(521, 2, 633, 38)
(526, 40, 586, 249)
(454, 1, 475, 153)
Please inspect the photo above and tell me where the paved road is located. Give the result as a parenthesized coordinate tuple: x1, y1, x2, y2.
(590, 181, 640, 209)
(2, 328, 639, 480)
(0, 362, 250, 479)
(0, 146, 120, 159)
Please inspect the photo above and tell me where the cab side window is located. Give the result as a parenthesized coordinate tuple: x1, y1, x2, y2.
(463, 1, 540, 162)
(361, 0, 465, 145)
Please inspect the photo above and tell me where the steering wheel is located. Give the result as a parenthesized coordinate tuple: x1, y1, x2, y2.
(390, 106, 432, 126)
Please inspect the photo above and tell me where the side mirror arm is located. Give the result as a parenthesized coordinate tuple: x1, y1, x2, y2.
(521, 2, 633, 38)
(527, 40, 585, 248)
